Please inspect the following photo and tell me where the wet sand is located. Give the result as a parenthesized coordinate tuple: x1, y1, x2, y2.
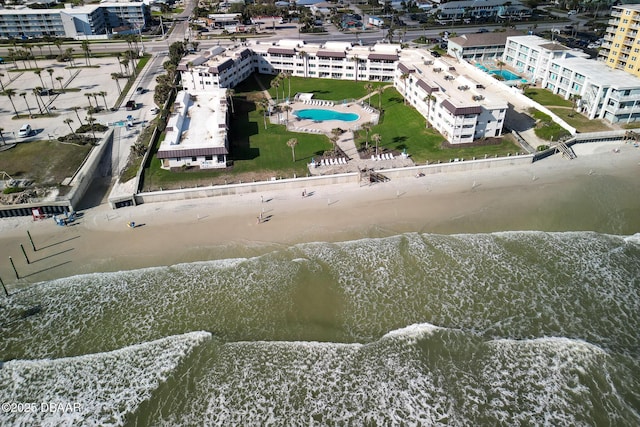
(1, 142, 639, 290)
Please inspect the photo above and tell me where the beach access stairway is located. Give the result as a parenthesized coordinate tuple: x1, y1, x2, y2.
(557, 141, 577, 160)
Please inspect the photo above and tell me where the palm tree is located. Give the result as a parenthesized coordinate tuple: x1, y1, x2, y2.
(91, 92, 100, 109)
(63, 118, 75, 135)
(56, 76, 64, 91)
(424, 95, 436, 127)
(257, 97, 270, 130)
(85, 93, 93, 109)
(226, 88, 235, 114)
(26, 44, 38, 68)
(99, 91, 108, 110)
(364, 83, 374, 107)
(270, 76, 281, 104)
(81, 40, 91, 66)
(121, 59, 130, 76)
(283, 104, 292, 122)
(17, 91, 29, 118)
(0, 128, 5, 145)
(71, 106, 82, 122)
(496, 60, 506, 72)
(351, 55, 360, 82)
(298, 50, 308, 78)
(361, 122, 372, 150)
(372, 133, 381, 156)
(286, 138, 298, 162)
(34, 69, 45, 89)
(115, 52, 123, 73)
(54, 38, 63, 56)
(32, 88, 45, 114)
(86, 114, 97, 141)
(0, 73, 4, 91)
(111, 73, 122, 94)
(286, 71, 292, 100)
(47, 68, 55, 89)
(400, 73, 409, 104)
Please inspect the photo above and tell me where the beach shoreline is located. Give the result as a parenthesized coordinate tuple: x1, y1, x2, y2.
(1, 142, 638, 289)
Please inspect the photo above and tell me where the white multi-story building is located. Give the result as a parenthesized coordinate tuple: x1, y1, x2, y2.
(447, 30, 521, 62)
(396, 51, 508, 143)
(503, 35, 640, 123)
(0, 2, 149, 39)
(156, 89, 229, 170)
(178, 39, 510, 144)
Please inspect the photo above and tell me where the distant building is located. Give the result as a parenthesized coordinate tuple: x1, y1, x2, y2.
(156, 89, 229, 170)
(505, 35, 640, 123)
(0, 2, 149, 39)
(447, 30, 521, 62)
(599, 4, 640, 77)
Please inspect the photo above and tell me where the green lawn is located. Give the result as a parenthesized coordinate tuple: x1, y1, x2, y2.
(548, 107, 612, 132)
(142, 75, 522, 190)
(0, 139, 92, 188)
(257, 74, 388, 103)
(524, 89, 573, 107)
(141, 76, 332, 190)
(355, 87, 521, 163)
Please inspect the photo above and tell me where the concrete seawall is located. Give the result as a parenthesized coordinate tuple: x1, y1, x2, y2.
(135, 155, 534, 204)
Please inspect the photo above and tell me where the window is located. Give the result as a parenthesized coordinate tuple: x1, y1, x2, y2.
(205, 155, 213, 161)
(192, 157, 197, 162)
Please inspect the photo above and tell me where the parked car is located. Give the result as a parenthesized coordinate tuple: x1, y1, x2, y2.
(125, 100, 137, 111)
(136, 87, 145, 93)
(18, 124, 32, 137)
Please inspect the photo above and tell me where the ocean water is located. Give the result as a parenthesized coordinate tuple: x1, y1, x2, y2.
(1, 231, 639, 426)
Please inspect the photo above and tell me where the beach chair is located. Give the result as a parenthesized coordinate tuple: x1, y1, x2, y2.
(371, 155, 376, 161)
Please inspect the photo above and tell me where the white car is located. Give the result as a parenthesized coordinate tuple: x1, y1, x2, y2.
(18, 124, 32, 138)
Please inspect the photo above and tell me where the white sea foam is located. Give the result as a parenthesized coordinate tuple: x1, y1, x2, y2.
(0, 331, 211, 427)
(623, 233, 640, 245)
(382, 322, 445, 340)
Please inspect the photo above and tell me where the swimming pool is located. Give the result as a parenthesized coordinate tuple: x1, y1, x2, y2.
(294, 109, 359, 122)
(489, 69, 521, 81)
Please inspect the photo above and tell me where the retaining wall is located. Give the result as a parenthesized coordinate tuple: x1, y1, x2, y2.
(0, 131, 113, 218)
(134, 155, 534, 204)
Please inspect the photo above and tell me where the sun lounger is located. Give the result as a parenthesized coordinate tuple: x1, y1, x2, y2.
(371, 155, 376, 161)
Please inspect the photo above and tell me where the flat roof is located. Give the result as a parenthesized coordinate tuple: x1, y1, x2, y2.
(158, 89, 228, 156)
(400, 49, 507, 113)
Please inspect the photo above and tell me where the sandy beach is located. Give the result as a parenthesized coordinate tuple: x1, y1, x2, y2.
(1, 141, 639, 289)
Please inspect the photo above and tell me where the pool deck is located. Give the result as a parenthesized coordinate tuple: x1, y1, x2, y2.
(269, 99, 415, 176)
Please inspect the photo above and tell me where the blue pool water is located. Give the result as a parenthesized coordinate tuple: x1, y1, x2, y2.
(476, 64, 489, 72)
(489, 69, 521, 81)
(294, 109, 359, 122)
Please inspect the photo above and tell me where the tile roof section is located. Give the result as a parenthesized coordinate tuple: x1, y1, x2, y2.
(157, 147, 229, 159)
(316, 50, 347, 58)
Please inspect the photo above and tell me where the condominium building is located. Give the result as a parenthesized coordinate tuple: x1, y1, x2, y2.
(599, 4, 640, 77)
(447, 30, 521, 62)
(396, 50, 508, 143)
(178, 40, 510, 144)
(505, 35, 640, 123)
(156, 89, 229, 170)
(0, 2, 149, 39)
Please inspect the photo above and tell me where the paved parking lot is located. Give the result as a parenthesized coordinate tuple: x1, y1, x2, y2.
(0, 56, 157, 143)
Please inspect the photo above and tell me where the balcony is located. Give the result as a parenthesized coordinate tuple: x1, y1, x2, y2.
(612, 10, 622, 17)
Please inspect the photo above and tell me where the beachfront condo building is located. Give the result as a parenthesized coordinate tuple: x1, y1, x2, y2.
(599, 4, 640, 77)
(504, 35, 640, 123)
(177, 40, 509, 144)
(0, 2, 149, 39)
(446, 30, 521, 62)
(156, 89, 229, 170)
